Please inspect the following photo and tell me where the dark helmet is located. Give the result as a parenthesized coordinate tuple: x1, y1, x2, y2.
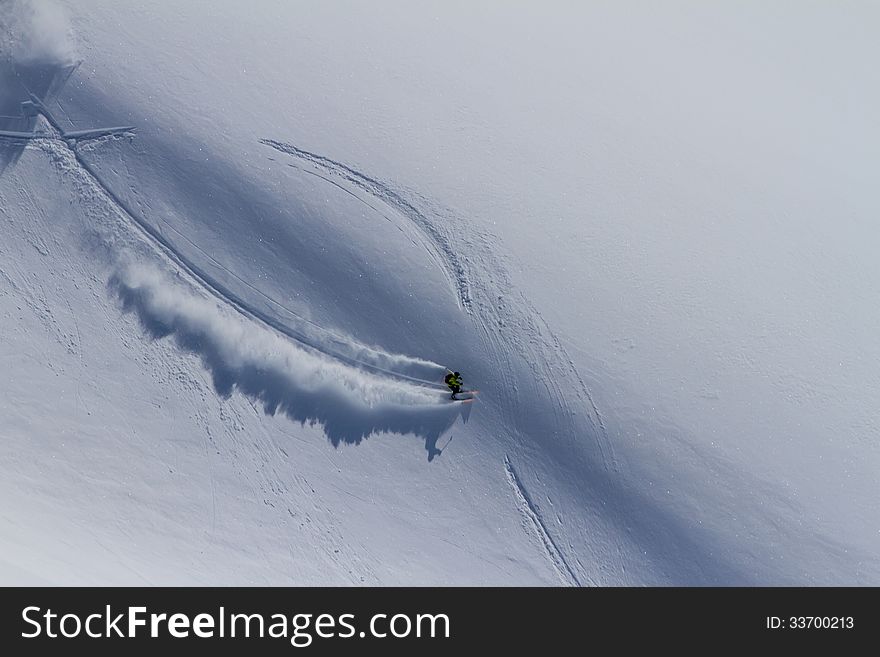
(454, 371, 460, 376)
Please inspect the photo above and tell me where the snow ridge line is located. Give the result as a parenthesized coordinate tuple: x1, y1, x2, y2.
(504, 456, 582, 586)
(259, 138, 473, 313)
(35, 136, 445, 393)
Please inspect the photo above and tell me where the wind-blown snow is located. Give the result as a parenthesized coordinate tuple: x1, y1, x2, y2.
(0, 0, 76, 65)
(111, 262, 461, 449)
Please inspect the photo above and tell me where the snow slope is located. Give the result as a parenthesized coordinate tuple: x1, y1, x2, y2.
(1, 0, 878, 585)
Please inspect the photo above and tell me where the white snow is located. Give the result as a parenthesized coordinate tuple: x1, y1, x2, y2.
(1, 0, 878, 585)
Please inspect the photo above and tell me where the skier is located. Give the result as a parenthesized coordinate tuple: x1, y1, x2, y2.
(445, 370, 464, 400)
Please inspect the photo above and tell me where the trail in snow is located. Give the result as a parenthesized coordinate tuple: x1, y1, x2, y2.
(21, 48, 617, 566)
(260, 137, 617, 469)
(1, 62, 447, 393)
(260, 136, 625, 583)
(504, 456, 584, 586)
(112, 263, 462, 450)
(260, 138, 473, 313)
(32, 135, 464, 456)
(57, 110, 627, 580)
(74, 133, 447, 390)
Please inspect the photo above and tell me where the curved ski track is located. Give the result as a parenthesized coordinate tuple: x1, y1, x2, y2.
(36, 129, 619, 584)
(260, 138, 473, 314)
(34, 134, 446, 394)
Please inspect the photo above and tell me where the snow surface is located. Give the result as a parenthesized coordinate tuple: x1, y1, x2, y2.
(1, 0, 878, 585)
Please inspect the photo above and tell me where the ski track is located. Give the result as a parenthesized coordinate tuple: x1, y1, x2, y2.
(28, 132, 444, 395)
(260, 138, 473, 313)
(4, 89, 443, 390)
(259, 136, 622, 582)
(31, 115, 619, 580)
(259, 137, 617, 471)
(504, 456, 586, 586)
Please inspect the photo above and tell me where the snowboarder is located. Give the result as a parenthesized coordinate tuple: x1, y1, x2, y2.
(445, 370, 464, 400)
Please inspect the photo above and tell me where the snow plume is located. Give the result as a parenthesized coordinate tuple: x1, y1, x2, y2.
(0, 0, 76, 65)
(110, 263, 461, 457)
